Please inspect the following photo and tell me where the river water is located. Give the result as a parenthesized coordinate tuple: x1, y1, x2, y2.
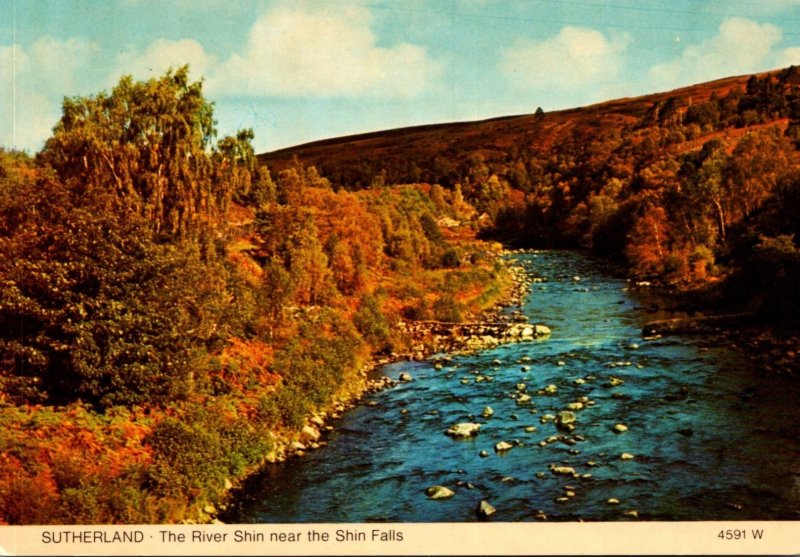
(227, 251, 800, 522)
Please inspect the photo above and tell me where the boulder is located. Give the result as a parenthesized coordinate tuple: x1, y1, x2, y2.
(612, 424, 628, 433)
(476, 500, 496, 518)
(556, 411, 577, 425)
(482, 406, 494, 418)
(289, 441, 306, 452)
(606, 377, 625, 387)
(550, 465, 576, 476)
(425, 485, 455, 499)
(544, 384, 558, 395)
(495, 441, 514, 452)
(399, 372, 413, 382)
(567, 402, 584, 411)
(299, 425, 321, 444)
(310, 414, 325, 427)
(446, 423, 481, 438)
(620, 453, 635, 460)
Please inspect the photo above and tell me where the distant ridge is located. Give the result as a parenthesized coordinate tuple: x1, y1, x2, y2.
(258, 70, 775, 182)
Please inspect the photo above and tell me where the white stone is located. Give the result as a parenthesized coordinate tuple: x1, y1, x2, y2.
(446, 423, 481, 438)
(495, 441, 514, 452)
(426, 485, 455, 499)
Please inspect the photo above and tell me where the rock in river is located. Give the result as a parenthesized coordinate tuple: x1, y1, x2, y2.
(612, 424, 628, 433)
(399, 372, 413, 382)
(446, 423, 481, 438)
(556, 411, 577, 425)
(495, 441, 514, 452)
(550, 465, 576, 476)
(425, 486, 455, 499)
(476, 500, 496, 518)
(482, 406, 494, 418)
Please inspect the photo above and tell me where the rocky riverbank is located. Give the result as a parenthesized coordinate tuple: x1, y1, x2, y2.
(264, 250, 540, 463)
(213, 249, 540, 523)
(394, 250, 545, 358)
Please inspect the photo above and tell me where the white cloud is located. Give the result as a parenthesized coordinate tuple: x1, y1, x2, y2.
(208, 4, 442, 98)
(648, 18, 783, 88)
(113, 38, 215, 85)
(777, 46, 800, 68)
(500, 26, 631, 91)
(0, 37, 100, 151)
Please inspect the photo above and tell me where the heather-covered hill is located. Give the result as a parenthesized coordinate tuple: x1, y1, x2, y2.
(261, 67, 800, 319)
(258, 72, 774, 189)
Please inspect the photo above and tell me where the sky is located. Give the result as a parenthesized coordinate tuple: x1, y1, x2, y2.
(3, 0, 800, 154)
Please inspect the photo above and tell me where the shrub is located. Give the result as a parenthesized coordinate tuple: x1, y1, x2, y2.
(353, 293, 392, 352)
(433, 294, 463, 323)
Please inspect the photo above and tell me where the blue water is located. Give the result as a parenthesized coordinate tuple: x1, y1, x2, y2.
(228, 251, 800, 522)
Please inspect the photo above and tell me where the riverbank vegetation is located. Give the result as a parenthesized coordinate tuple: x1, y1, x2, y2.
(0, 68, 514, 524)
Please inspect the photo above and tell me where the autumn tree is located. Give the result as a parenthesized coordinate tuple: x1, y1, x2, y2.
(40, 67, 219, 241)
(0, 176, 229, 407)
(625, 203, 671, 278)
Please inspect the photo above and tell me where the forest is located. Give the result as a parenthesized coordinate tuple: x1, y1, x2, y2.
(2, 64, 800, 524)
(0, 67, 512, 523)
(264, 66, 800, 318)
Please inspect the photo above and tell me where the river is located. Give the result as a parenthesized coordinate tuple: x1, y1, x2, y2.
(226, 250, 800, 522)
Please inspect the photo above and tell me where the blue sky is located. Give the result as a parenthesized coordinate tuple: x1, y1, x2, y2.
(3, 0, 800, 154)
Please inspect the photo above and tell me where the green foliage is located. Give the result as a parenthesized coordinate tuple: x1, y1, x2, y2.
(39, 66, 231, 242)
(353, 292, 393, 352)
(432, 294, 463, 323)
(147, 410, 269, 500)
(274, 308, 362, 407)
(258, 385, 309, 430)
(0, 179, 227, 407)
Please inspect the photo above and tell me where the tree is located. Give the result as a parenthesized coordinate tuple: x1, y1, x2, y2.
(725, 127, 793, 220)
(625, 203, 671, 278)
(0, 177, 229, 407)
(39, 66, 233, 242)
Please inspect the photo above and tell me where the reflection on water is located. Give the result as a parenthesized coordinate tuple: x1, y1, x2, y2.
(227, 251, 800, 522)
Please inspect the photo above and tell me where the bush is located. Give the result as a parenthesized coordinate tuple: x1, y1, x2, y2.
(433, 294, 463, 323)
(353, 293, 392, 352)
(146, 416, 228, 498)
(441, 248, 462, 268)
(259, 385, 309, 430)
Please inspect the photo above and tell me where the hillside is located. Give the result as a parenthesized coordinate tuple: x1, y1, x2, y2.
(258, 72, 769, 187)
(260, 67, 800, 315)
